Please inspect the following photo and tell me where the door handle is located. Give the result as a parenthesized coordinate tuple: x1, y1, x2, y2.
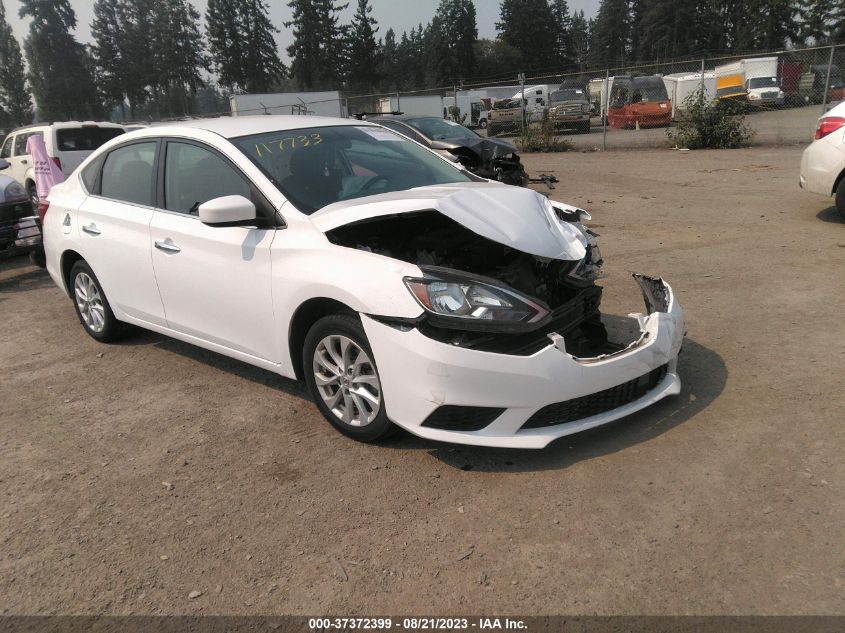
(20, 159, 28, 165)
(82, 223, 101, 236)
(154, 240, 181, 253)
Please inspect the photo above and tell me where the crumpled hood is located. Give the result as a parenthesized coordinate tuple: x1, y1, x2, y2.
(310, 182, 588, 261)
(437, 136, 519, 160)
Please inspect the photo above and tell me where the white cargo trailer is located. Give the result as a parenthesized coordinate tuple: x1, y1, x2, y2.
(662, 72, 716, 118)
(229, 91, 345, 118)
(588, 77, 616, 118)
(377, 95, 444, 117)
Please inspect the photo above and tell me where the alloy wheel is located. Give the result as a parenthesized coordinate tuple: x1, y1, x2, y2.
(74, 272, 106, 333)
(312, 335, 381, 427)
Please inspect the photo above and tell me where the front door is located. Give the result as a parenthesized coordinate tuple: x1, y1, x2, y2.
(150, 140, 276, 361)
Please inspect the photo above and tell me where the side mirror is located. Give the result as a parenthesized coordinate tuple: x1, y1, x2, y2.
(0, 158, 9, 170)
(198, 195, 256, 226)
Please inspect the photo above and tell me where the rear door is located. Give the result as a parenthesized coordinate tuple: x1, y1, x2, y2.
(53, 126, 125, 177)
(149, 139, 276, 360)
(76, 139, 166, 325)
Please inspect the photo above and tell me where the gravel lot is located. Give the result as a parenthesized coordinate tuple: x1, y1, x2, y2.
(1, 145, 843, 616)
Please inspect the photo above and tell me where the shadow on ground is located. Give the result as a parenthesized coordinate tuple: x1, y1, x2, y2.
(816, 206, 844, 224)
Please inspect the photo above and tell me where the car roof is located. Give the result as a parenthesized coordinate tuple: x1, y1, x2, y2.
(8, 121, 125, 134)
(142, 115, 376, 139)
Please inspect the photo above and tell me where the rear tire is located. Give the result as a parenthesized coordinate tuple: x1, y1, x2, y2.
(303, 313, 394, 442)
(69, 260, 125, 343)
(836, 178, 845, 222)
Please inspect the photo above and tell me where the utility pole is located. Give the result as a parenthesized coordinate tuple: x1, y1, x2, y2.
(821, 45, 835, 115)
(602, 68, 609, 151)
(519, 72, 526, 129)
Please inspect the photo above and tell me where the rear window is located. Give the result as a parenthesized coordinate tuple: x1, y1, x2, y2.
(56, 127, 124, 152)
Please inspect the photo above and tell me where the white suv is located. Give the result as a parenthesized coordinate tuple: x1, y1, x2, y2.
(0, 121, 125, 206)
(800, 101, 845, 219)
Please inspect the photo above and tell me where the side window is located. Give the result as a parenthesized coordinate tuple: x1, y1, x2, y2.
(14, 132, 42, 156)
(164, 142, 251, 215)
(80, 154, 105, 193)
(0, 136, 12, 159)
(100, 142, 157, 206)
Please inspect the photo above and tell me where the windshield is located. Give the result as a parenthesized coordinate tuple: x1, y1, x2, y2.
(233, 125, 472, 215)
(748, 77, 778, 89)
(630, 81, 668, 103)
(550, 89, 586, 103)
(405, 118, 478, 141)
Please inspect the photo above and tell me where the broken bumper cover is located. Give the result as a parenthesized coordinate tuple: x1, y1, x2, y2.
(362, 275, 684, 449)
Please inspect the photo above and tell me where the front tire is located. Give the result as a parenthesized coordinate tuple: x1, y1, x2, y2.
(303, 313, 394, 442)
(836, 178, 845, 222)
(69, 260, 125, 342)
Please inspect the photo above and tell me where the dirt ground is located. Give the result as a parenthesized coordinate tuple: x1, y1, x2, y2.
(1, 146, 843, 616)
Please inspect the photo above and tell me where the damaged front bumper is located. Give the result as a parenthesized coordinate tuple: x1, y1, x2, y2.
(362, 275, 684, 449)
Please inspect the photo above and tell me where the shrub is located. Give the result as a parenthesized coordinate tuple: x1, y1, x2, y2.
(517, 117, 572, 153)
(668, 88, 754, 149)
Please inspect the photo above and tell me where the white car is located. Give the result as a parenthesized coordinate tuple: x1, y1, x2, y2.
(43, 116, 685, 449)
(800, 101, 845, 219)
(0, 121, 125, 206)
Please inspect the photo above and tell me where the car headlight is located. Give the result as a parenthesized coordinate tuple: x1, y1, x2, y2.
(404, 268, 550, 332)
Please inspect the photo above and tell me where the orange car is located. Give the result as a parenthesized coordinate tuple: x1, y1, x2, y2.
(607, 76, 672, 129)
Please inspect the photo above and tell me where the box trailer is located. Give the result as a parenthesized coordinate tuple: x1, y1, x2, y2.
(715, 57, 782, 105)
(229, 91, 345, 117)
(662, 72, 716, 118)
(588, 76, 616, 118)
(378, 95, 444, 118)
(443, 93, 490, 128)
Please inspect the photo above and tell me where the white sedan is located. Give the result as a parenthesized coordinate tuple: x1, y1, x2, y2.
(43, 116, 685, 449)
(800, 101, 845, 219)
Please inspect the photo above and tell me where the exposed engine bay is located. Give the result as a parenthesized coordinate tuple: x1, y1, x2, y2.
(445, 143, 530, 187)
(326, 210, 623, 357)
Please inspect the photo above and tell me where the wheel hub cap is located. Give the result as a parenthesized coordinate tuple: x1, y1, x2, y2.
(74, 272, 106, 333)
(313, 335, 381, 427)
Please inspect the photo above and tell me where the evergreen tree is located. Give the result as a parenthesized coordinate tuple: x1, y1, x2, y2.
(347, 0, 380, 91)
(588, 0, 629, 68)
(549, 0, 574, 68)
(285, 0, 348, 90)
(19, 0, 101, 121)
(0, 0, 32, 127)
(496, 0, 557, 71)
(379, 28, 399, 90)
(433, 0, 477, 81)
(637, 0, 699, 61)
(119, 0, 157, 116)
(568, 10, 591, 71)
(474, 38, 523, 79)
(91, 0, 129, 113)
(151, 0, 207, 116)
(207, 0, 285, 94)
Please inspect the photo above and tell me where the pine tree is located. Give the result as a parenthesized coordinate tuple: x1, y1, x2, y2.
(379, 28, 399, 90)
(151, 0, 207, 116)
(549, 0, 574, 69)
(0, 0, 32, 127)
(434, 0, 477, 81)
(285, 0, 348, 90)
(588, 0, 630, 68)
(568, 10, 591, 72)
(91, 0, 129, 114)
(19, 0, 101, 121)
(474, 38, 523, 79)
(637, 0, 699, 61)
(347, 0, 380, 92)
(496, 0, 557, 72)
(207, 0, 285, 94)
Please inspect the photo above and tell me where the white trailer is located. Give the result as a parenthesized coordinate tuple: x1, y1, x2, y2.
(378, 95, 444, 117)
(443, 92, 491, 128)
(662, 72, 716, 118)
(588, 77, 616, 118)
(511, 84, 556, 117)
(229, 91, 345, 117)
(715, 57, 783, 104)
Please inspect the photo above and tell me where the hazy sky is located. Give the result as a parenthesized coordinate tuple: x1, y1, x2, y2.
(6, 0, 601, 62)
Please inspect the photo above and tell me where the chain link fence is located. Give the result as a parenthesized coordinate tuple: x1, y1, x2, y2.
(154, 43, 845, 151)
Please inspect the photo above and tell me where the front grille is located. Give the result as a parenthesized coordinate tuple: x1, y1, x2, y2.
(521, 364, 668, 429)
(421, 405, 506, 431)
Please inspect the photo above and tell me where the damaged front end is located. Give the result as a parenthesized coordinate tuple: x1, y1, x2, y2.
(437, 138, 529, 187)
(325, 205, 623, 358)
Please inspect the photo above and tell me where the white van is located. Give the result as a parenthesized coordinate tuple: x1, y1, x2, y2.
(0, 121, 125, 205)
